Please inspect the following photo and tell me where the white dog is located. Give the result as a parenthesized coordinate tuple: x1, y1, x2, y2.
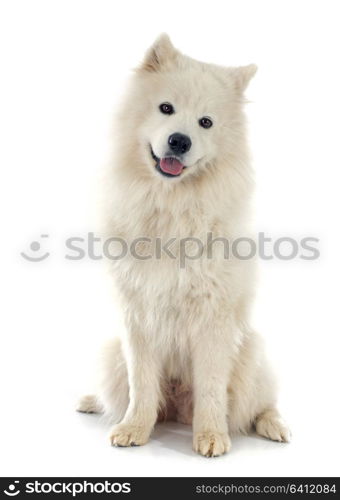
(78, 34, 290, 457)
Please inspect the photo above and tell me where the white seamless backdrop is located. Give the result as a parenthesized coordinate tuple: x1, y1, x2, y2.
(0, 0, 339, 477)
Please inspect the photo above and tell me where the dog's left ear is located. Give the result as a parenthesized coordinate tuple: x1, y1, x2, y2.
(230, 64, 258, 92)
(139, 34, 178, 73)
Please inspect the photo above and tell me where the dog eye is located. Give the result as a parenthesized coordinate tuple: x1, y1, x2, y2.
(199, 117, 213, 129)
(159, 102, 174, 115)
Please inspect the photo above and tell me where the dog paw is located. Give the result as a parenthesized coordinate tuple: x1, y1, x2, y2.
(256, 409, 291, 443)
(76, 395, 102, 414)
(109, 423, 151, 447)
(193, 431, 231, 457)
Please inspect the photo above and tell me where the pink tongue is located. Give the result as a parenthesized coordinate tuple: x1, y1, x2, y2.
(160, 157, 184, 175)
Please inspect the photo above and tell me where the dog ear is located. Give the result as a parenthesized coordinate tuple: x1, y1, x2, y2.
(230, 64, 258, 92)
(139, 34, 178, 72)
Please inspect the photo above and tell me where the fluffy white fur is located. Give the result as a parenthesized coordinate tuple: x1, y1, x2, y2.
(78, 34, 290, 457)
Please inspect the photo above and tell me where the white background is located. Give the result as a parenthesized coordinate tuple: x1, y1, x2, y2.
(1, 0, 339, 478)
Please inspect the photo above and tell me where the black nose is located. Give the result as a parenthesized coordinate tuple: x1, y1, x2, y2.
(168, 133, 192, 155)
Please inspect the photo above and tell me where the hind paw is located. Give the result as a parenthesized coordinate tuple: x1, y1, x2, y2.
(76, 395, 102, 414)
(256, 409, 291, 443)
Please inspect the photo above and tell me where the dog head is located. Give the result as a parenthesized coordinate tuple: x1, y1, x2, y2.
(118, 34, 257, 182)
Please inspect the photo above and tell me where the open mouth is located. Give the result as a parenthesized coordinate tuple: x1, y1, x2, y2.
(150, 147, 186, 178)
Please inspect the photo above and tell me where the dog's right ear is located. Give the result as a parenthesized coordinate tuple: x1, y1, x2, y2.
(139, 34, 178, 73)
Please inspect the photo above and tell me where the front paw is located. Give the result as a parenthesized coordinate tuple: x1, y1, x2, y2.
(109, 422, 151, 447)
(193, 430, 231, 457)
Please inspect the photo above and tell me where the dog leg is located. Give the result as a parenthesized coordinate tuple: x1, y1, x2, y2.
(226, 330, 291, 442)
(76, 338, 130, 424)
(191, 323, 232, 457)
(109, 329, 161, 447)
